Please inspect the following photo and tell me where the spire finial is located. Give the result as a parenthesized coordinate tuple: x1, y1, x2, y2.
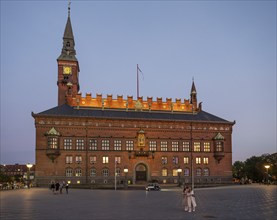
(68, 0, 71, 17)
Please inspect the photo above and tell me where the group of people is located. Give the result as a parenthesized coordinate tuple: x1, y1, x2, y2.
(50, 181, 69, 194)
(182, 186, 197, 212)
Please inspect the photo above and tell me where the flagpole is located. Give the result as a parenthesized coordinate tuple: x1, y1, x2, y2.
(137, 64, 139, 99)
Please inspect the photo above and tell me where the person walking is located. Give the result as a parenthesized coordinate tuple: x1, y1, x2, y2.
(182, 186, 189, 211)
(187, 187, 197, 212)
(65, 183, 69, 194)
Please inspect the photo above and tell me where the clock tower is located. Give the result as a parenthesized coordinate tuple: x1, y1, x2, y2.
(57, 4, 80, 106)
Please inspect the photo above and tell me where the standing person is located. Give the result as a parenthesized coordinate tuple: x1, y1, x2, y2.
(65, 183, 69, 194)
(50, 181, 55, 193)
(187, 187, 197, 212)
(182, 186, 189, 211)
(59, 182, 63, 194)
(55, 182, 60, 195)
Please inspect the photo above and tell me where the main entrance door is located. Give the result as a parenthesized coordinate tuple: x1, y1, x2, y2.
(135, 164, 147, 181)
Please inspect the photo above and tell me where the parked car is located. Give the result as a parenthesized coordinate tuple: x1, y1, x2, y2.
(145, 183, 161, 191)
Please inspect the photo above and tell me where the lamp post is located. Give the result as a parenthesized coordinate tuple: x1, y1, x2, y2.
(26, 163, 33, 188)
(115, 159, 118, 191)
(177, 168, 182, 187)
(264, 165, 270, 185)
(124, 168, 128, 189)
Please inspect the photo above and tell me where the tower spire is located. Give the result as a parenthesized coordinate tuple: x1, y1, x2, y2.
(68, 0, 71, 17)
(190, 78, 197, 107)
(57, 0, 77, 61)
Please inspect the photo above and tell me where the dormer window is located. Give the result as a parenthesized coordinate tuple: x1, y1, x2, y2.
(66, 41, 70, 47)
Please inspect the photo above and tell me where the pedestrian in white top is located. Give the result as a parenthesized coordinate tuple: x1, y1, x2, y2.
(187, 187, 197, 212)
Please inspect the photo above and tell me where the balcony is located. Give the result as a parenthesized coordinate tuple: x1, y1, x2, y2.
(46, 149, 61, 162)
(135, 150, 149, 157)
(214, 151, 225, 163)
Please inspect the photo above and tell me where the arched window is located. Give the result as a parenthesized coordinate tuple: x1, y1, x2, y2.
(65, 168, 73, 177)
(90, 168, 96, 177)
(196, 168, 202, 176)
(102, 168, 109, 177)
(203, 168, 210, 176)
(184, 168, 190, 176)
(162, 168, 167, 176)
(75, 168, 82, 177)
(116, 168, 121, 176)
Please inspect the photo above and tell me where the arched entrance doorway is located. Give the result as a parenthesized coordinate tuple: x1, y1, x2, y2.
(135, 163, 147, 182)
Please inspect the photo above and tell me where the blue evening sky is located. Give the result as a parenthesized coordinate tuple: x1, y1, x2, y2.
(1, 0, 276, 165)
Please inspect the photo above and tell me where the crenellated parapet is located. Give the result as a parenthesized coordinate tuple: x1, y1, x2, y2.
(66, 93, 201, 112)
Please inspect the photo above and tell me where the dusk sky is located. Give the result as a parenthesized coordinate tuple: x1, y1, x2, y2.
(1, 0, 276, 165)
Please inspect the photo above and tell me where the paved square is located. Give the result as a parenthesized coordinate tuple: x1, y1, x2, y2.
(1, 184, 276, 220)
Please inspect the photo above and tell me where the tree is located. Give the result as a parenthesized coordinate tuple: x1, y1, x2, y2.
(232, 161, 245, 179)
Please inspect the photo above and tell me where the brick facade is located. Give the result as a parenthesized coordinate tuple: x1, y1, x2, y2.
(32, 8, 235, 187)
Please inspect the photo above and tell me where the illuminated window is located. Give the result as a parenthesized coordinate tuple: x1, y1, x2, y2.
(90, 156, 96, 164)
(182, 142, 190, 152)
(75, 168, 82, 177)
(102, 140, 110, 150)
(204, 142, 210, 152)
(216, 141, 224, 152)
(162, 156, 168, 164)
(196, 157, 201, 164)
(89, 139, 97, 150)
(126, 140, 134, 151)
(173, 156, 179, 164)
(203, 168, 210, 176)
(196, 168, 202, 176)
(183, 157, 189, 164)
(194, 142, 201, 152)
(64, 138, 72, 150)
(65, 156, 73, 164)
(203, 157, 209, 164)
(149, 141, 157, 151)
(76, 139, 84, 150)
(115, 156, 121, 164)
(184, 168, 190, 176)
(172, 141, 179, 151)
(172, 169, 178, 176)
(65, 168, 73, 177)
(102, 168, 109, 177)
(114, 140, 122, 151)
(102, 156, 109, 164)
(75, 156, 82, 164)
(48, 137, 58, 149)
(161, 141, 168, 151)
(162, 168, 168, 176)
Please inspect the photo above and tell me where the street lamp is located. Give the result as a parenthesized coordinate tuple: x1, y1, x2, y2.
(177, 168, 182, 187)
(264, 165, 270, 185)
(124, 168, 128, 189)
(26, 163, 33, 188)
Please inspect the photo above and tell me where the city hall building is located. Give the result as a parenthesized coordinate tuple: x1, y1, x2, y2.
(32, 7, 235, 187)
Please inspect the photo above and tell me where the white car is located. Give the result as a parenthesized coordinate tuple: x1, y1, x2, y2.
(145, 183, 161, 191)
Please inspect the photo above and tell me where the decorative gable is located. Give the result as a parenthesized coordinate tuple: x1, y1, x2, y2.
(213, 132, 225, 140)
(45, 127, 60, 136)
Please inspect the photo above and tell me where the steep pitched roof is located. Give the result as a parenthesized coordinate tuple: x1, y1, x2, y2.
(33, 104, 232, 124)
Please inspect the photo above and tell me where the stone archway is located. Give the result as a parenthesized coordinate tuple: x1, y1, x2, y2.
(135, 163, 147, 182)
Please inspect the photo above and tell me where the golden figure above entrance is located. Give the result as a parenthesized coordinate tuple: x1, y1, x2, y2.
(137, 129, 146, 148)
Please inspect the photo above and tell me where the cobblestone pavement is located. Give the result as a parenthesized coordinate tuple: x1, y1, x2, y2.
(1, 184, 276, 220)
